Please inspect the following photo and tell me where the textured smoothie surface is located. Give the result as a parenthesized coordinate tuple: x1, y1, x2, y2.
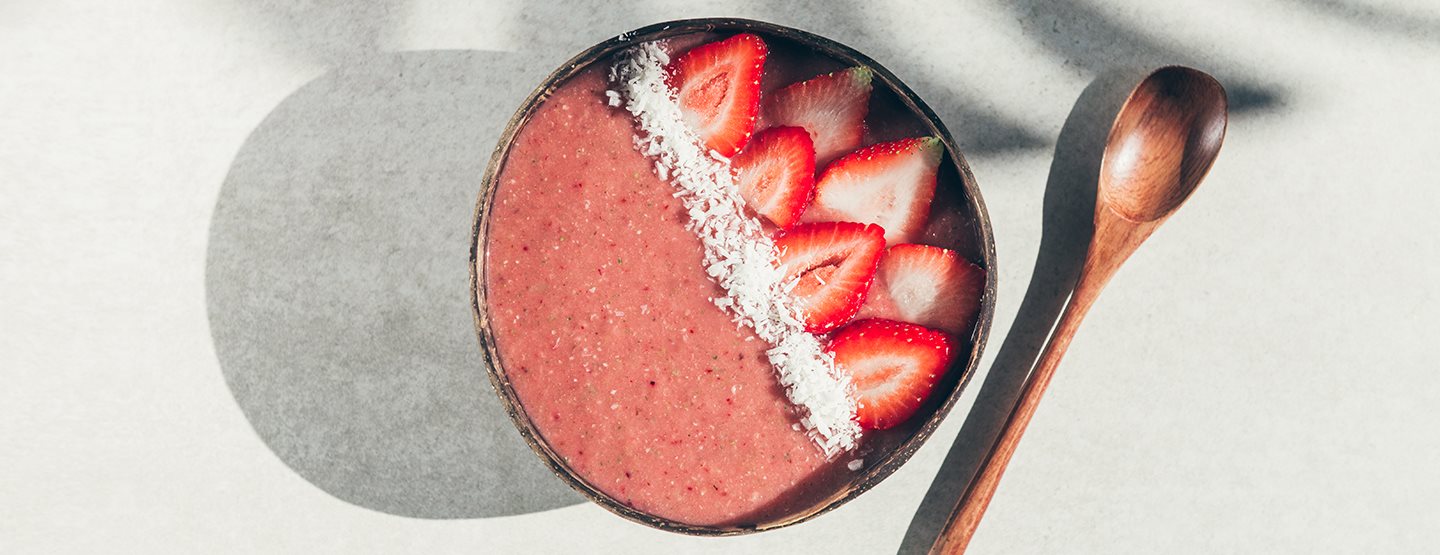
(484, 65, 844, 526)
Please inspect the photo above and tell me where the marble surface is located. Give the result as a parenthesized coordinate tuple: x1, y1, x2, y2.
(4, 0, 1439, 553)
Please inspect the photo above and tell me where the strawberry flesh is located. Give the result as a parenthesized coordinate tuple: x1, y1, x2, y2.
(762, 67, 872, 166)
(731, 126, 816, 230)
(667, 33, 768, 157)
(858, 244, 986, 336)
(826, 318, 959, 430)
(774, 222, 886, 333)
(803, 136, 943, 245)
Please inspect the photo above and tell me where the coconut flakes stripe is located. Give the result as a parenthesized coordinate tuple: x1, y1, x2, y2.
(608, 41, 860, 456)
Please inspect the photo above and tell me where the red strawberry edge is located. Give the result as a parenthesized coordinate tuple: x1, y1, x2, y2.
(762, 66, 873, 167)
(858, 243, 987, 336)
(804, 136, 944, 245)
(666, 33, 768, 157)
(826, 318, 960, 430)
(774, 221, 886, 333)
(731, 126, 817, 229)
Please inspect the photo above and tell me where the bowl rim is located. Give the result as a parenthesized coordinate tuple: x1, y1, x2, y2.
(468, 17, 998, 535)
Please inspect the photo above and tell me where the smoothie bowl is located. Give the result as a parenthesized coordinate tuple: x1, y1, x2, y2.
(469, 19, 996, 534)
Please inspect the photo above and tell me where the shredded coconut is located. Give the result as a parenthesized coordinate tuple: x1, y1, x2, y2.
(608, 42, 860, 456)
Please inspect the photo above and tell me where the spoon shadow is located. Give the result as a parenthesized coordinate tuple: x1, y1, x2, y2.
(896, 67, 1156, 554)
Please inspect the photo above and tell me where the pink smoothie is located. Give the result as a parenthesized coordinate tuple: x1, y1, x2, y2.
(483, 36, 978, 526)
(486, 65, 844, 526)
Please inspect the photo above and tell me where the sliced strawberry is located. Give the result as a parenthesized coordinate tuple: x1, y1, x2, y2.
(857, 244, 986, 336)
(731, 126, 816, 229)
(826, 318, 959, 430)
(803, 136, 943, 245)
(667, 33, 767, 157)
(762, 67, 872, 166)
(774, 222, 885, 333)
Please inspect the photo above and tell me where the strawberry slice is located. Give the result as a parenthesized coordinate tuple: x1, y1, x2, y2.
(857, 244, 986, 336)
(762, 67, 872, 166)
(802, 136, 943, 245)
(731, 126, 816, 230)
(826, 318, 959, 430)
(667, 33, 768, 157)
(774, 222, 886, 333)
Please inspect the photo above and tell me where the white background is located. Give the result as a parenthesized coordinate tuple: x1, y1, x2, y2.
(4, 0, 1439, 553)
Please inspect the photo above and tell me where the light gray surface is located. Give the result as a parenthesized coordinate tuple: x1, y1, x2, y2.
(3, 0, 1439, 553)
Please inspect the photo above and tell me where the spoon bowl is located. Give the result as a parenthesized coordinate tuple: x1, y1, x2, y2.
(1101, 66, 1228, 223)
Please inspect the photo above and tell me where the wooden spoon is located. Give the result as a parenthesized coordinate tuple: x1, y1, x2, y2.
(929, 66, 1228, 554)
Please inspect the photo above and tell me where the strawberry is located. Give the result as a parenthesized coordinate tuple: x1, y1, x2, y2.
(762, 67, 872, 166)
(802, 136, 943, 245)
(731, 126, 816, 230)
(857, 244, 986, 336)
(774, 222, 886, 333)
(667, 33, 768, 157)
(826, 318, 959, 430)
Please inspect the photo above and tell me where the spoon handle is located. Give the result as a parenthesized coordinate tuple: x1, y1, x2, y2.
(928, 271, 1106, 554)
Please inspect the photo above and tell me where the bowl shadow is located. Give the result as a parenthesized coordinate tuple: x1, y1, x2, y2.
(204, 49, 583, 518)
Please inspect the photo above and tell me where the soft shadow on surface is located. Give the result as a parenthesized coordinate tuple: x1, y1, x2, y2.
(896, 68, 1150, 554)
(1289, 0, 1440, 43)
(206, 50, 584, 518)
(215, 0, 403, 64)
(998, 0, 1284, 113)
